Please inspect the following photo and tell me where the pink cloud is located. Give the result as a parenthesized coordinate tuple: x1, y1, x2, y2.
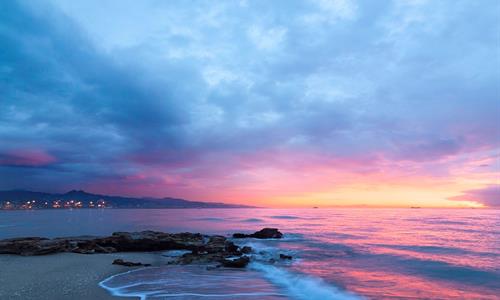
(0, 149, 56, 167)
(450, 185, 500, 207)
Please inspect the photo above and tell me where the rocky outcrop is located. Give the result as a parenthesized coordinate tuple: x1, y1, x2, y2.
(0, 237, 75, 256)
(175, 235, 248, 267)
(232, 228, 283, 239)
(0, 231, 205, 256)
(279, 254, 292, 260)
(241, 246, 253, 254)
(94, 231, 205, 252)
(221, 256, 250, 268)
(112, 259, 151, 267)
(0, 229, 281, 268)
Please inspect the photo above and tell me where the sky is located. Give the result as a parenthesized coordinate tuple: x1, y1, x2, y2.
(0, 0, 499, 208)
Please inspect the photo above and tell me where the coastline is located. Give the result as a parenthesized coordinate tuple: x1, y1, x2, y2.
(0, 229, 282, 299)
(0, 252, 169, 300)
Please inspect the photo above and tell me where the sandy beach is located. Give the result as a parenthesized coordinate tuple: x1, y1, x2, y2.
(0, 252, 169, 300)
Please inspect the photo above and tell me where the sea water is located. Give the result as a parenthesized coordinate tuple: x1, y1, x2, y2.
(1, 208, 499, 299)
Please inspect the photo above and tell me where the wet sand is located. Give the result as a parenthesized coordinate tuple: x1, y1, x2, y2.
(0, 252, 169, 300)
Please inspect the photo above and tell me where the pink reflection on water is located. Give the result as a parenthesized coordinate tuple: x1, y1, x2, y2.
(2, 208, 499, 299)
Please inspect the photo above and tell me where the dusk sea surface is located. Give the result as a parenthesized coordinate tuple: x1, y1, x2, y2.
(1, 208, 499, 299)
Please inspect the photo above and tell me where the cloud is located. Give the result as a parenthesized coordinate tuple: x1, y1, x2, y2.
(450, 185, 500, 208)
(247, 25, 288, 51)
(0, 0, 498, 205)
(0, 149, 56, 167)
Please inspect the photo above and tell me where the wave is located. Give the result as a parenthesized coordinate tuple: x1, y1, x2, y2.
(161, 250, 192, 257)
(376, 254, 500, 286)
(250, 263, 363, 300)
(191, 217, 226, 222)
(268, 215, 301, 219)
(373, 243, 499, 257)
(324, 232, 363, 240)
(242, 218, 264, 223)
(235, 239, 363, 299)
(99, 265, 287, 299)
(99, 268, 152, 300)
(100, 237, 362, 300)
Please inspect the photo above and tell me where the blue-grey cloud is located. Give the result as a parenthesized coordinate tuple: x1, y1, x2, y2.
(0, 0, 498, 198)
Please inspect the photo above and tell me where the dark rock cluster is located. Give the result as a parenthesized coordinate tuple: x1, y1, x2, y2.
(232, 228, 283, 239)
(0, 231, 205, 256)
(112, 258, 151, 267)
(279, 254, 292, 260)
(0, 228, 287, 268)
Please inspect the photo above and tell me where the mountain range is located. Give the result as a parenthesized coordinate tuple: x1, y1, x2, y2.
(0, 190, 252, 209)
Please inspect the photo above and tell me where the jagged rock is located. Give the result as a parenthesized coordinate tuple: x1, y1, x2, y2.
(0, 228, 284, 269)
(224, 241, 240, 254)
(0, 237, 68, 256)
(252, 228, 283, 239)
(71, 247, 95, 254)
(96, 231, 204, 252)
(0, 231, 204, 256)
(204, 235, 227, 253)
(72, 243, 116, 254)
(232, 233, 248, 239)
(95, 245, 117, 253)
(279, 254, 292, 260)
(112, 259, 151, 267)
(232, 228, 283, 239)
(221, 256, 250, 268)
(241, 246, 252, 254)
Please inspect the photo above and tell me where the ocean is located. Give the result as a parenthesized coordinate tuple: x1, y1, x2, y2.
(0, 208, 499, 299)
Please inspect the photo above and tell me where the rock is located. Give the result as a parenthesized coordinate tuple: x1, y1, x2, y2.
(112, 259, 151, 267)
(232, 233, 248, 239)
(224, 241, 240, 254)
(241, 246, 252, 254)
(221, 256, 250, 268)
(72, 243, 116, 254)
(0, 231, 204, 256)
(252, 228, 283, 239)
(97, 231, 204, 252)
(279, 254, 292, 260)
(95, 245, 117, 253)
(0, 237, 68, 256)
(0, 229, 286, 269)
(71, 248, 95, 254)
(204, 235, 227, 253)
(232, 228, 283, 239)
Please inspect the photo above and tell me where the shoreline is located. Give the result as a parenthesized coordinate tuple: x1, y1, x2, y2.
(0, 228, 284, 299)
(0, 252, 168, 300)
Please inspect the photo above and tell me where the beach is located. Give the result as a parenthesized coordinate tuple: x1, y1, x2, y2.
(0, 252, 167, 300)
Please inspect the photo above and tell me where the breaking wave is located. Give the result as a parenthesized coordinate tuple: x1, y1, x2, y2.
(250, 263, 362, 300)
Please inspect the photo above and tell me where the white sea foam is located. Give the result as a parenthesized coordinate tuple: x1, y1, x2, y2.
(161, 250, 191, 257)
(99, 268, 153, 300)
(250, 262, 363, 300)
(99, 265, 287, 299)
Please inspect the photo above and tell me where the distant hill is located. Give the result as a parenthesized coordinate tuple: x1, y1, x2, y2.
(0, 190, 252, 209)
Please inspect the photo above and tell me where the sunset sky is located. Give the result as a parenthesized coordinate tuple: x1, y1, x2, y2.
(1, 0, 498, 208)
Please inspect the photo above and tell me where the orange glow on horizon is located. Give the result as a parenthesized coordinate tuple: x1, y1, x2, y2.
(85, 149, 498, 209)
